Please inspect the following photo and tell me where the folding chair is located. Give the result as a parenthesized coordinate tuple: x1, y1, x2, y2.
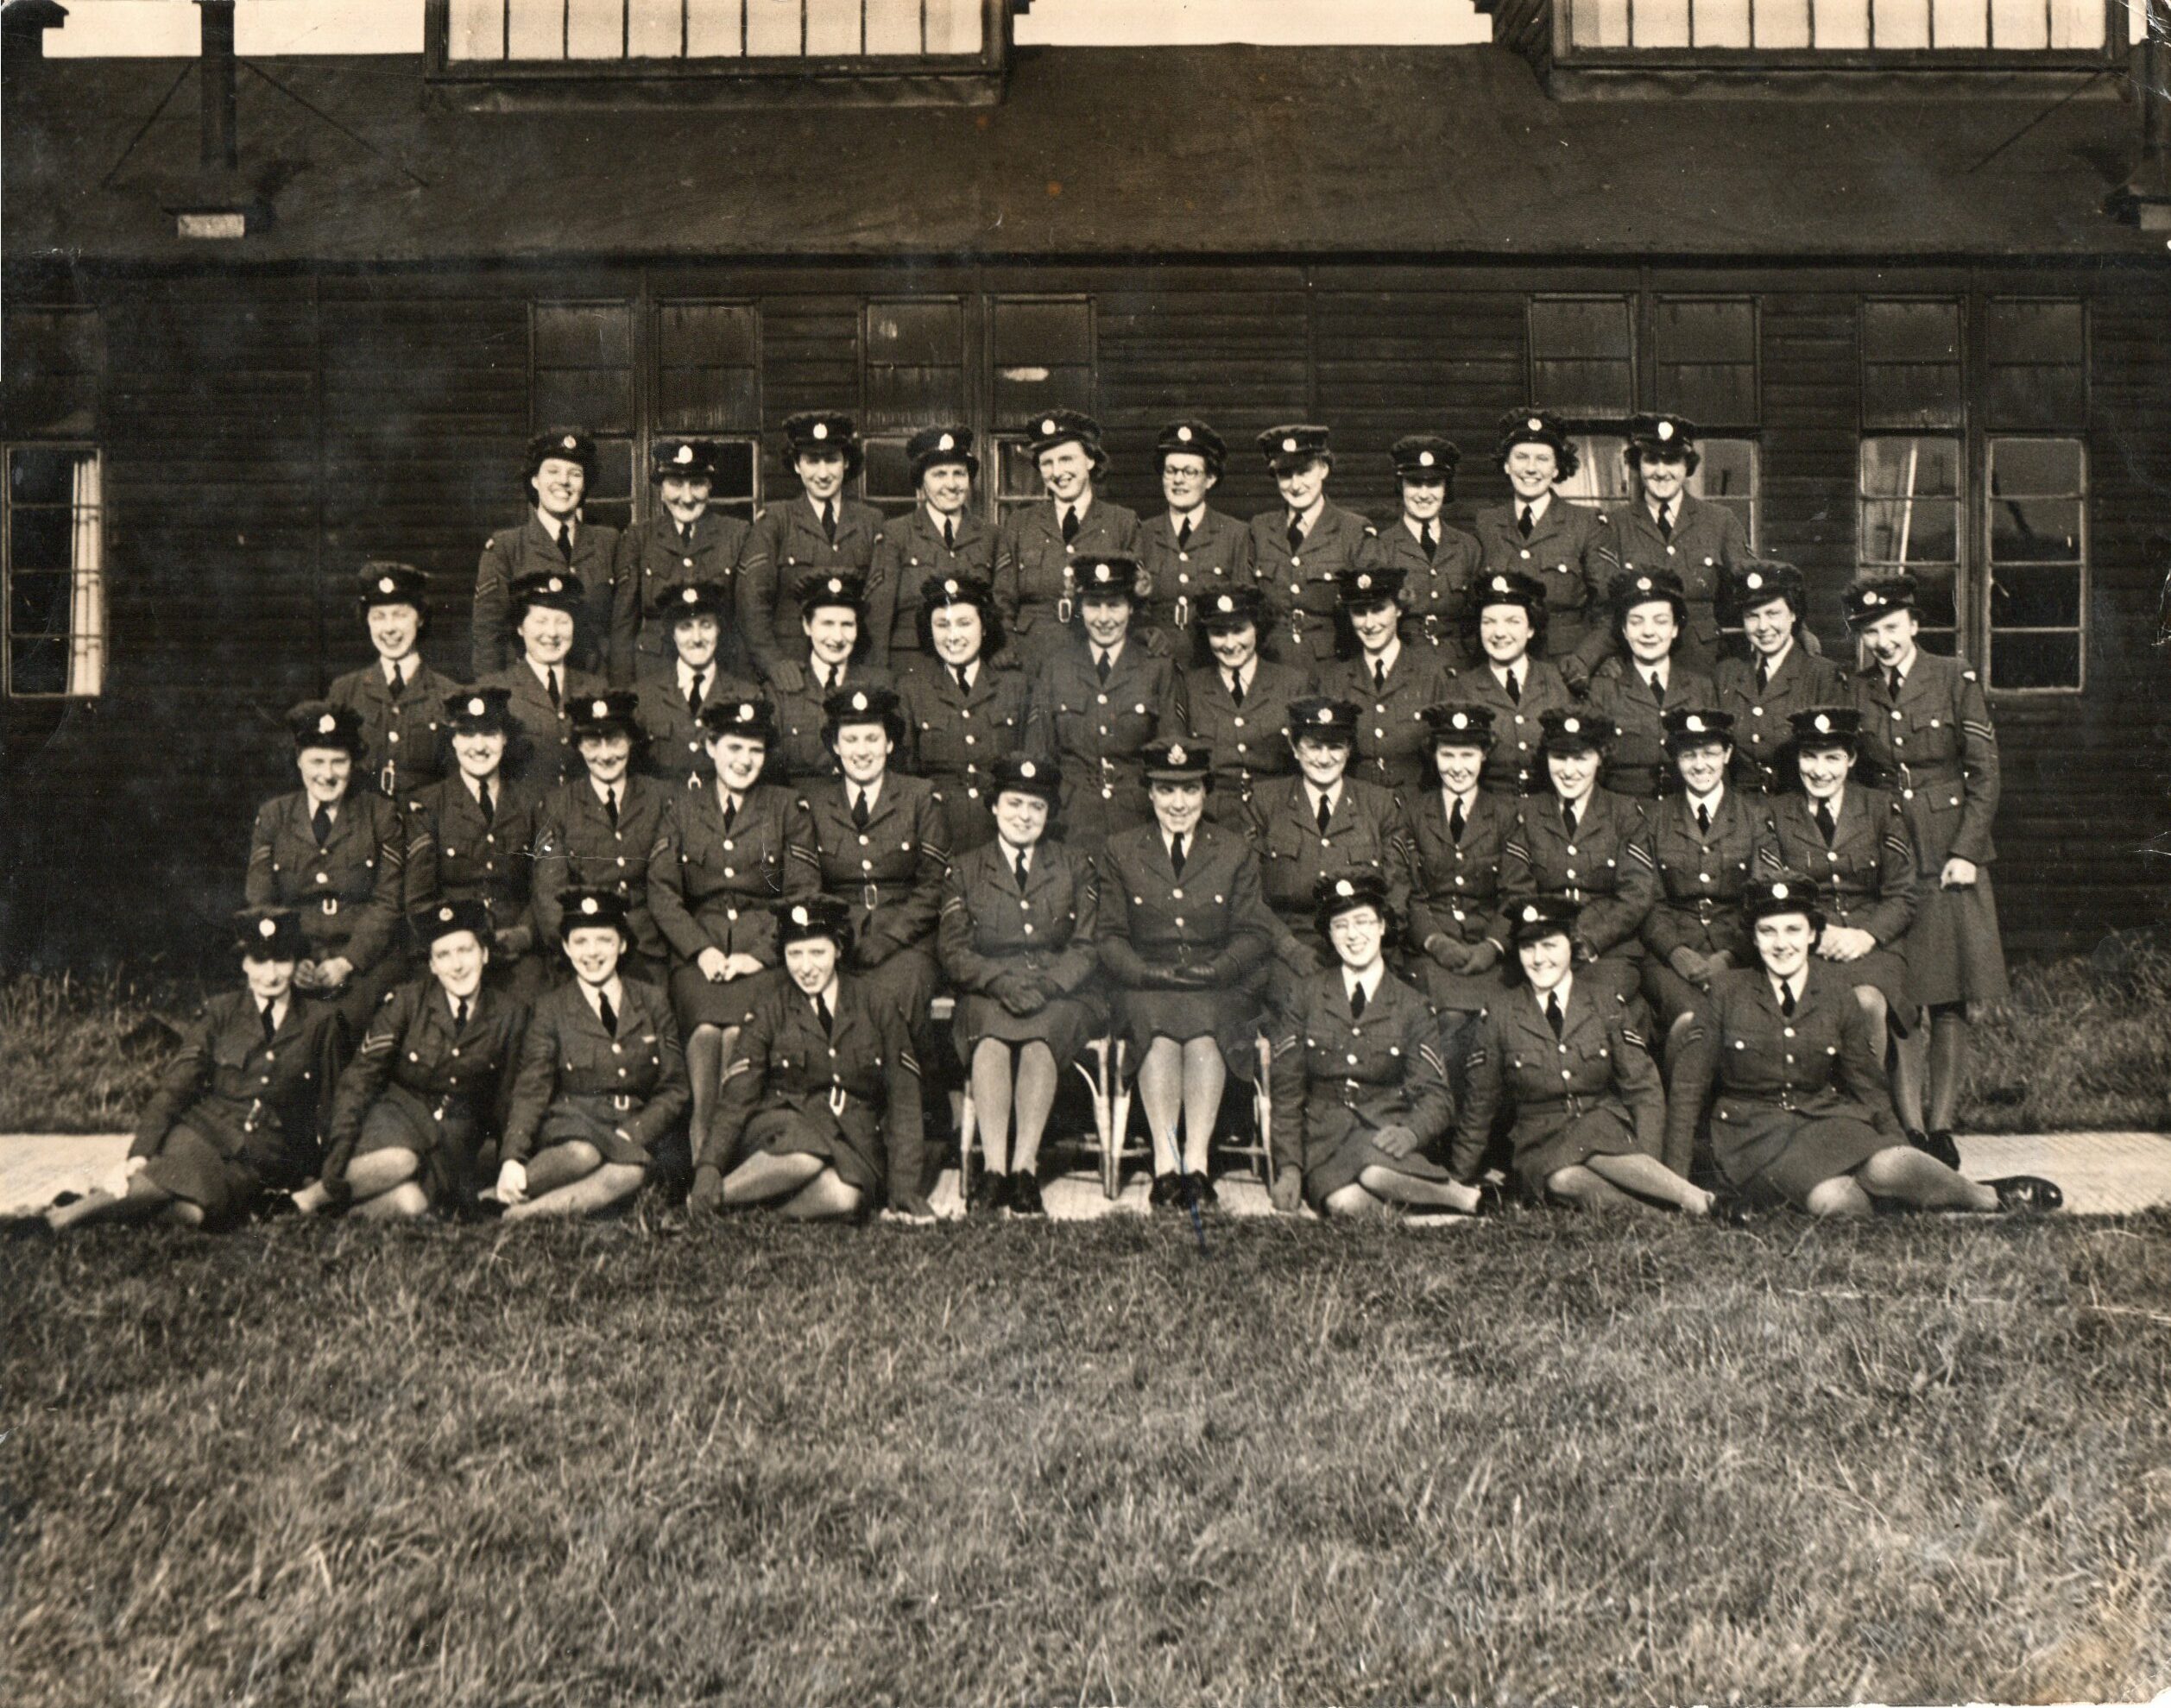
(1077, 1034, 1147, 1200)
(1202, 1030, 1277, 1190)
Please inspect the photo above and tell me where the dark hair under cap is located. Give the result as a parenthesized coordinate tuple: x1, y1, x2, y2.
(1495, 408, 1581, 481)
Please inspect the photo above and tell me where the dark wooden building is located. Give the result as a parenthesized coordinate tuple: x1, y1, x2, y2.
(3, 0, 2168, 964)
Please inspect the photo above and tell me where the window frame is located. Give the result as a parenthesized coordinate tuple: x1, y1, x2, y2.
(986, 292, 1096, 524)
(529, 297, 639, 532)
(860, 294, 968, 514)
(1982, 433, 2087, 696)
(1857, 431, 1967, 660)
(1550, 0, 2120, 70)
(653, 297, 764, 523)
(3, 441, 105, 701)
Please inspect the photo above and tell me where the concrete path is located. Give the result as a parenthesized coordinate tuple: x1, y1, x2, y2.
(6, 1131, 2169, 1220)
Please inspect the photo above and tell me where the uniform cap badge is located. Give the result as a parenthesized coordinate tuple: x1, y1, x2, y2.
(378, 576, 397, 594)
(1527, 416, 1543, 432)
(560, 435, 577, 450)
(1040, 418, 1057, 437)
(1814, 714, 1833, 734)
(943, 579, 961, 596)
(673, 444, 694, 464)
(738, 702, 754, 718)
(1523, 904, 1541, 923)
(1281, 436, 1298, 453)
(1418, 451, 1435, 467)
(851, 691, 870, 711)
(1745, 571, 1765, 589)
(1168, 744, 1187, 764)
(590, 699, 609, 718)
(439, 906, 455, 923)
(317, 713, 337, 734)
(1772, 882, 1789, 898)
(467, 696, 486, 715)
(546, 577, 565, 592)
(937, 432, 955, 451)
(1335, 879, 1355, 898)
(792, 904, 811, 926)
(579, 897, 600, 916)
(258, 917, 279, 938)
(1315, 708, 1334, 724)
(1657, 420, 1676, 441)
(681, 587, 699, 604)
(1177, 425, 1193, 443)
(811, 422, 829, 440)
(1563, 716, 1581, 734)
(1019, 759, 1038, 778)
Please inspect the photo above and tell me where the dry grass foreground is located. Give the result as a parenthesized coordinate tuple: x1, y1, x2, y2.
(4, 1212, 2168, 1705)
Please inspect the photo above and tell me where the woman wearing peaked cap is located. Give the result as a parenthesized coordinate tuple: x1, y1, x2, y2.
(1096, 740, 1274, 1211)
(1137, 419, 1259, 655)
(937, 753, 1106, 1217)
(1357, 434, 1483, 661)
(897, 574, 1031, 855)
(1844, 574, 2008, 1170)
(401, 688, 550, 1006)
(1713, 561, 1846, 791)
(632, 580, 758, 793)
(1474, 410, 1615, 686)
(1266, 873, 1492, 1220)
(868, 425, 997, 673)
(327, 564, 456, 803)
(531, 690, 678, 985)
(478, 570, 607, 787)
(1316, 565, 1455, 794)
(691, 896, 931, 1222)
(1665, 875, 2055, 1216)
(995, 409, 1144, 670)
(310, 899, 527, 1220)
(1451, 897, 1726, 1215)
(1638, 709, 1761, 1074)
(1183, 584, 1311, 838)
(1250, 425, 1377, 670)
(769, 570, 896, 783)
(472, 428, 625, 682)
(648, 696, 817, 1175)
(1583, 568, 1717, 800)
(1454, 569, 1575, 795)
(613, 438, 756, 685)
(1404, 703, 1515, 1040)
(245, 702, 408, 1040)
(1754, 706, 1922, 1132)
(42, 911, 344, 1232)
(493, 889, 690, 1219)
(739, 412, 887, 693)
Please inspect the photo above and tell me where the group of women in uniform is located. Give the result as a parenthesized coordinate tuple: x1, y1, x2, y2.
(25, 405, 2061, 1237)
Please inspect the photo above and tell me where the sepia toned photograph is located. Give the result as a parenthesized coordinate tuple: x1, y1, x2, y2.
(2, 1, 2168, 1701)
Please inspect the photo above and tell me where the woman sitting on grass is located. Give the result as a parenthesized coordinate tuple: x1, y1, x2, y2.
(491, 889, 689, 1220)
(308, 900, 527, 1220)
(689, 895, 931, 1222)
(1451, 896, 1728, 1218)
(41, 910, 344, 1233)
(1266, 873, 1491, 1220)
(1664, 873, 2059, 1218)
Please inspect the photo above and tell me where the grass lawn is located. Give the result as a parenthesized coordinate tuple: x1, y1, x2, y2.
(7, 942, 2170, 1136)
(4, 1213, 2169, 1705)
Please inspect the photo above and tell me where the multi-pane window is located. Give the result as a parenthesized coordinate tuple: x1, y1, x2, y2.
(861, 298, 965, 510)
(1985, 298, 2086, 430)
(655, 300, 761, 520)
(1859, 435, 1963, 655)
(991, 296, 1093, 520)
(1862, 299, 1964, 429)
(1653, 299, 1758, 427)
(1563, 0, 2107, 50)
(5, 446, 104, 698)
(1985, 438, 2085, 690)
(532, 300, 635, 530)
(1529, 298, 1635, 419)
(447, 0, 989, 60)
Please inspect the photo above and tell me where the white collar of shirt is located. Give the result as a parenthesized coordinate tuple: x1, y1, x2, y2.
(382, 656, 415, 687)
(309, 797, 340, 822)
(1647, 495, 1676, 528)
(806, 493, 838, 524)
(257, 996, 287, 1032)
(1094, 639, 1126, 671)
(1345, 962, 1385, 1005)
(809, 653, 843, 685)
(1686, 782, 1726, 818)
(1164, 828, 1190, 859)
(461, 772, 498, 804)
(525, 657, 562, 690)
(1817, 784, 1846, 820)
(1445, 785, 1478, 816)
(1491, 659, 1524, 690)
(590, 776, 622, 810)
(1522, 492, 1554, 525)
(1168, 503, 1205, 532)
(1541, 972, 1575, 1018)
(1639, 659, 1670, 690)
(1770, 972, 1804, 1007)
(1759, 636, 1795, 678)
(850, 776, 883, 813)
(810, 977, 841, 1012)
(580, 977, 624, 1020)
(1002, 838, 1031, 873)
(536, 509, 570, 542)
(1221, 660, 1253, 696)
(950, 659, 978, 690)
(926, 503, 962, 536)
(1403, 514, 1437, 544)
(447, 988, 474, 1023)
(1366, 637, 1403, 677)
(1304, 780, 1342, 818)
(1889, 651, 1915, 685)
(1059, 493, 1093, 525)
(676, 659, 709, 696)
(1290, 497, 1325, 535)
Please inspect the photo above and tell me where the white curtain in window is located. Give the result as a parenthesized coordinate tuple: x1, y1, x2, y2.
(67, 452, 104, 696)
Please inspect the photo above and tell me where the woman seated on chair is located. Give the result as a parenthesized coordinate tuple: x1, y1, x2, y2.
(1451, 896, 1723, 1216)
(312, 899, 527, 1220)
(1664, 873, 2058, 1218)
(937, 754, 1104, 1219)
(41, 911, 344, 1233)
(1266, 873, 1489, 1220)
(1096, 739, 1272, 1213)
(690, 896, 932, 1221)
(491, 889, 690, 1220)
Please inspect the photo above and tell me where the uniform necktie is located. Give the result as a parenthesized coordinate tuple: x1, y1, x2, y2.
(1285, 514, 1303, 556)
(1449, 795, 1467, 841)
(1644, 668, 1663, 701)
(1169, 833, 1186, 877)
(1546, 990, 1564, 1037)
(1177, 515, 1194, 550)
(312, 802, 333, 846)
(1095, 649, 1112, 684)
(454, 998, 470, 1031)
(598, 990, 619, 1036)
(951, 664, 969, 693)
(1420, 521, 1437, 562)
(1349, 979, 1367, 1020)
(944, 516, 956, 551)
(1815, 800, 1838, 845)
(822, 501, 838, 545)
(546, 668, 562, 709)
(678, 520, 694, 548)
(1061, 506, 1080, 543)
(478, 780, 495, 823)
(1696, 802, 1712, 836)
(1504, 666, 1521, 704)
(1518, 505, 1535, 539)
(1010, 846, 1026, 886)
(1780, 981, 1797, 1018)
(1657, 504, 1674, 540)
(260, 1001, 277, 1044)
(1888, 665, 1903, 698)
(1227, 671, 1245, 708)
(1757, 655, 1772, 690)
(387, 663, 407, 701)
(688, 670, 707, 712)
(1316, 792, 1333, 835)
(603, 786, 620, 826)
(723, 795, 738, 831)
(1562, 800, 1580, 838)
(556, 524, 575, 563)
(1373, 658, 1388, 693)
(851, 787, 870, 829)
(815, 994, 834, 1034)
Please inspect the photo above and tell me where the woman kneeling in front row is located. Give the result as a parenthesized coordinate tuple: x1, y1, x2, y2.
(1664, 874, 2057, 1217)
(1452, 896, 1724, 1216)
(1267, 873, 1490, 1220)
(491, 889, 689, 1220)
(691, 896, 933, 1221)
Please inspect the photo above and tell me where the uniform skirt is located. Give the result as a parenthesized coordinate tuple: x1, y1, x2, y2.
(532, 1095, 655, 1169)
(142, 1120, 268, 1226)
(1413, 956, 1508, 1018)
(1642, 961, 1713, 1031)
(1903, 869, 2010, 1008)
(745, 1104, 880, 1197)
(929, 781, 998, 855)
(308, 954, 407, 1043)
(1112, 982, 1265, 1081)
(351, 1083, 483, 1207)
(1819, 942, 1915, 1031)
(1715, 1108, 1888, 1210)
(953, 987, 1105, 1068)
(1304, 1108, 1455, 1206)
(670, 962, 781, 1032)
(1511, 1106, 1642, 1200)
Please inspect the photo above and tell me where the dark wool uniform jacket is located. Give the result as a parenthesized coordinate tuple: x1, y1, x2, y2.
(1753, 786, 1919, 943)
(1500, 789, 1659, 962)
(532, 775, 679, 961)
(320, 979, 527, 1183)
(131, 991, 344, 1184)
(1136, 507, 1258, 636)
(867, 506, 999, 668)
(1181, 658, 1312, 809)
(1251, 776, 1417, 961)
(995, 496, 1143, 646)
(1316, 643, 1459, 794)
(788, 772, 950, 969)
(1474, 497, 1616, 664)
(1848, 652, 2001, 868)
(1583, 494, 1747, 674)
(1450, 659, 1576, 796)
(937, 839, 1101, 995)
(328, 659, 460, 799)
(1095, 822, 1272, 986)
(1405, 786, 1515, 959)
(1451, 979, 1662, 1180)
(1026, 634, 1188, 844)
(472, 514, 624, 680)
(899, 659, 1032, 821)
(1358, 517, 1485, 660)
(401, 774, 542, 960)
(480, 659, 606, 788)
(502, 977, 689, 1164)
(246, 791, 406, 974)
(1249, 501, 1376, 666)
(1641, 786, 1764, 963)
(1269, 967, 1454, 1182)
(1714, 642, 1850, 790)
(1584, 657, 1719, 798)
(649, 783, 816, 967)
(633, 665, 760, 794)
(612, 510, 755, 684)
(738, 495, 885, 685)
